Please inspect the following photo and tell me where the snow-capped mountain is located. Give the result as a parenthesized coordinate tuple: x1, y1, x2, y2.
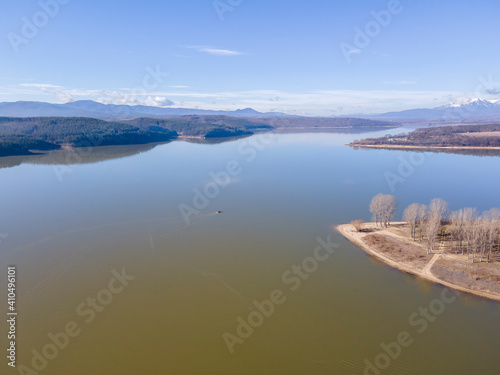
(439, 98, 499, 109)
(373, 98, 500, 120)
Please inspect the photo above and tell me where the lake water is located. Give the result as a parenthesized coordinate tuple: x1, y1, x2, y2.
(1, 129, 499, 375)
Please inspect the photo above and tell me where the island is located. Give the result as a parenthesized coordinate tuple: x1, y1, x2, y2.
(337, 194, 500, 301)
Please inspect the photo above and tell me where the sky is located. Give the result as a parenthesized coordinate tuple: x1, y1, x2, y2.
(1, 0, 500, 116)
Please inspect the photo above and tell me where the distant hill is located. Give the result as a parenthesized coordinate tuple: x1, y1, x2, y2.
(125, 116, 273, 138)
(0, 100, 290, 120)
(0, 114, 399, 157)
(246, 116, 399, 129)
(371, 99, 500, 121)
(0, 115, 275, 157)
(0, 117, 178, 156)
(4, 98, 500, 123)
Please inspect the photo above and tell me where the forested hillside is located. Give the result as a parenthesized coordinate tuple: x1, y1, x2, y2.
(0, 116, 270, 156)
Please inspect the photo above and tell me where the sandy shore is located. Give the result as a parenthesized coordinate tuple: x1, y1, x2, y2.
(336, 222, 500, 302)
(349, 144, 500, 151)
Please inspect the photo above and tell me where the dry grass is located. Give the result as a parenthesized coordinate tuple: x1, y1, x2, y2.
(460, 131, 500, 138)
(338, 222, 500, 301)
(433, 256, 500, 295)
(364, 233, 431, 271)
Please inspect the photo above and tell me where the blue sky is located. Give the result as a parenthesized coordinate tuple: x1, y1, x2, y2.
(1, 0, 500, 115)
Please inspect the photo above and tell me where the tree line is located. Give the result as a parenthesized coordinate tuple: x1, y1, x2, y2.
(366, 193, 500, 263)
(352, 124, 500, 148)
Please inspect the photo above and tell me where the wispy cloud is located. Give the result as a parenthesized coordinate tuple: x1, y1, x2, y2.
(89, 91, 174, 107)
(185, 46, 243, 56)
(20, 83, 74, 102)
(15, 84, 174, 107)
(19, 83, 63, 89)
(382, 81, 417, 85)
(9, 84, 468, 115)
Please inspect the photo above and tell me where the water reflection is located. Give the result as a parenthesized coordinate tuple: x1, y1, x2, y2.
(0, 143, 162, 169)
(351, 145, 500, 157)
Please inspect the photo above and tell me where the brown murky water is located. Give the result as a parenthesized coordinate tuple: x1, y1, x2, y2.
(1, 131, 500, 374)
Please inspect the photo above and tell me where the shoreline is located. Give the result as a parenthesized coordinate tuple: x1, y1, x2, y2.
(348, 144, 500, 151)
(336, 223, 500, 302)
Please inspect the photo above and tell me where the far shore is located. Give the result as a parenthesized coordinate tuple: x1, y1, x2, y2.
(336, 222, 500, 302)
(348, 143, 500, 151)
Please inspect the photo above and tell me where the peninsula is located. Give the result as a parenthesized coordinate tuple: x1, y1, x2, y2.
(349, 124, 500, 151)
(338, 195, 500, 302)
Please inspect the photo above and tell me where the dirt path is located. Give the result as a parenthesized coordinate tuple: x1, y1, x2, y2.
(422, 253, 441, 278)
(336, 223, 500, 302)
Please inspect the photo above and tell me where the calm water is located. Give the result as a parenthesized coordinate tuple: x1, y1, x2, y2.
(1, 130, 500, 375)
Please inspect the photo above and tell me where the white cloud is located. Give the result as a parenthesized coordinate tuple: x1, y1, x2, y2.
(382, 81, 417, 85)
(141, 96, 175, 107)
(19, 83, 62, 89)
(19, 83, 74, 102)
(8, 84, 467, 115)
(186, 46, 243, 56)
(90, 91, 174, 107)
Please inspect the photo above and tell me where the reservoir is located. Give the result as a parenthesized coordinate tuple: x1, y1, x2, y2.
(0, 129, 499, 374)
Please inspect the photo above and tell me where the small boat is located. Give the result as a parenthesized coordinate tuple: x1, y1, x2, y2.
(217, 210, 222, 214)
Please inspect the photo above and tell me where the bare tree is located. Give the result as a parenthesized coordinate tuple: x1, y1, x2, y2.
(370, 193, 398, 228)
(369, 194, 384, 227)
(450, 210, 465, 254)
(425, 199, 449, 253)
(417, 204, 427, 242)
(382, 194, 398, 227)
(425, 212, 441, 254)
(484, 208, 500, 262)
(397, 199, 499, 262)
(463, 208, 478, 261)
(429, 199, 448, 227)
(403, 203, 420, 240)
(351, 219, 364, 232)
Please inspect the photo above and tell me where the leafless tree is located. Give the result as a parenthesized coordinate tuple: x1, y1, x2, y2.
(403, 203, 420, 240)
(383, 195, 398, 227)
(369, 194, 384, 227)
(463, 208, 478, 261)
(484, 208, 500, 262)
(426, 199, 449, 253)
(450, 209, 465, 254)
(417, 204, 427, 242)
(429, 198, 448, 227)
(351, 219, 364, 232)
(425, 212, 441, 254)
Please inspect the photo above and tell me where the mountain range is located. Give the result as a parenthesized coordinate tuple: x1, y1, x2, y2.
(1, 98, 500, 121)
(0, 100, 290, 120)
(369, 98, 500, 121)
